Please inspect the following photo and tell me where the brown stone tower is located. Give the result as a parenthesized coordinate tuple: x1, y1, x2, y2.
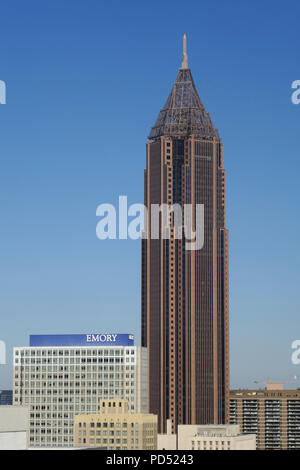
(141, 35, 229, 433)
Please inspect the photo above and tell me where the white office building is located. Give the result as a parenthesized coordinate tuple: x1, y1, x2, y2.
(13, 334, 148, 448)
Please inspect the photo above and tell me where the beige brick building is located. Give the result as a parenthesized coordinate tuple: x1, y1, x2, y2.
(74, 399, 157, 450)
(230, 383, 300, 450)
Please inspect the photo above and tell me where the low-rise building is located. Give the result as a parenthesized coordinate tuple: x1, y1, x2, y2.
(0, 406, 29, 450)
(178, 424, 256, 450)
(157, 420, 177, 450)
(74, 399, 157, 450)
(158, 422, 256, 450)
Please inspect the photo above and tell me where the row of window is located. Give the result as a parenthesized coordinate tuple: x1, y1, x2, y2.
(15, 382, 135, 389)
(79, 437, 140, 445)
(78, 422, 140, 428)
(79, 430, 140, 436)
(15, 349, 136, 356)
(15, 358, 136, 365)
(15, 372, 135, 379)
(30, 437, 72, 443)
(14, 365, 137, 373)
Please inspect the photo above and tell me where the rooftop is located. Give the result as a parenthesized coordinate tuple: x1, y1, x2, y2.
(149, 35, 219, 141)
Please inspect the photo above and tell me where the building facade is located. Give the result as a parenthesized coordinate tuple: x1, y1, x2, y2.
(0, 390, 13, 405)
(13, 334, 148, 447)
(158, 422, 255, 450)
(230, 384, 300, 450)
(178, 424, 255, 451)
(74, 399, 157, 450)
(141, 35, 229, 432)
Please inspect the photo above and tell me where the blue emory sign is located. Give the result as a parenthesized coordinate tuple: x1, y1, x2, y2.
(29, 334, 134, 347)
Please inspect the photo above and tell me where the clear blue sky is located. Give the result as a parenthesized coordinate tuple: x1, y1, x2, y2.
(0, 0, 300, 389)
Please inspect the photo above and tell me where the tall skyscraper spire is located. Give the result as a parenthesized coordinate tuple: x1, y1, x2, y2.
(142, 37, 229, 434)
(181, 33, 188, 69)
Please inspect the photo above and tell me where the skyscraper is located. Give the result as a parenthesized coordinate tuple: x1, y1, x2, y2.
(141, 36, 229, 433)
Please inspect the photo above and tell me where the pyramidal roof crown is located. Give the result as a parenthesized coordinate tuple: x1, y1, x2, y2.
(149, 35, 219, 141)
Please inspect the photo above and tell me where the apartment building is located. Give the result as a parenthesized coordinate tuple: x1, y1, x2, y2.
(230, 383, 300, 450)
